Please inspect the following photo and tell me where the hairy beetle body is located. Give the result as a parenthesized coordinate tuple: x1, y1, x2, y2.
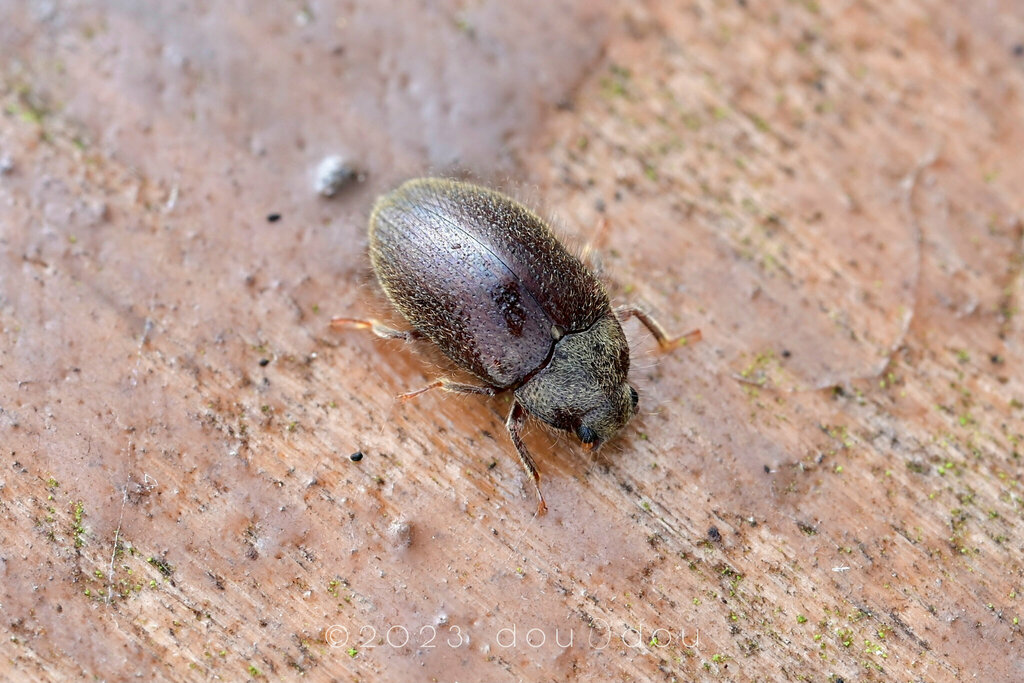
(336, 178, 699, 515)
(370, 178, 609, 388)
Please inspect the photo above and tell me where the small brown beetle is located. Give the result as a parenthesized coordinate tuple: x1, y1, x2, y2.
(334, 178, 699, 515)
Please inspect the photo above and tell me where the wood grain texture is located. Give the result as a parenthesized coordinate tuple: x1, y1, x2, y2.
(1, 1, 1022, 682)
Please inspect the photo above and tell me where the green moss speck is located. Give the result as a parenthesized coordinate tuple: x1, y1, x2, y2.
(72, 502, 86, 547)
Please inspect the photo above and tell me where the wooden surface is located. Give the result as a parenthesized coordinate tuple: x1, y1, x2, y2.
(2, 1, 1022, 681)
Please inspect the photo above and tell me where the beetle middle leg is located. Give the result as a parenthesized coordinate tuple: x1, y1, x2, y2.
(505, 400, 548, 516)
(397, 379, 497, 402)
(579, 216, 609, 270)
(616, 305, 702, 351)
(331, 317, 422, 340)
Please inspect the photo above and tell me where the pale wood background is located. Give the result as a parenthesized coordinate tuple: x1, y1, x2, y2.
(1, 1, 1022, 681)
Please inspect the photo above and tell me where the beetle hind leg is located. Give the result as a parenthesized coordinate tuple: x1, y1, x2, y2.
(397, 379, 497, 402)
(330, 317, 421, 340)
(505, 400, 548, 516)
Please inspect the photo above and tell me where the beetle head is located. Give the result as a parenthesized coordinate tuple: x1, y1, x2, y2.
(515, 313, 639, 450)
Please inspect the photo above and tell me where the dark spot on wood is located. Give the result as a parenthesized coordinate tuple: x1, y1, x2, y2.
(207, 571, 225, 590)
(797, 521, 818, 536)
(266, 213, 281, 223)
(147, 556, 174, 577)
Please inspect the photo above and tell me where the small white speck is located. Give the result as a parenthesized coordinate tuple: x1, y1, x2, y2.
(314, 155, 358, 197)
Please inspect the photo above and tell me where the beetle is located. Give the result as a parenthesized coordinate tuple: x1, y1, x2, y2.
(334, 178, 700, 515)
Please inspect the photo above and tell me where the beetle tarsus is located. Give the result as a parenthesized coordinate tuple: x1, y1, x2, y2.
(671, 328, 703, 348)
(506, 400, 548, 516)
(616, 305, 701, 351)
(579, 216, 609, 268)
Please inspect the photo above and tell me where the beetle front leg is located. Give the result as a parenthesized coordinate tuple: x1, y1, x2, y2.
(397, 379, 497, 402)
(330, 317, 422, 341)
(615, 305, 702, 351)
(505, 400, 548, 516)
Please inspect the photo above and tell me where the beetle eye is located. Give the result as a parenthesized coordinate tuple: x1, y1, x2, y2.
(629, 386, 639, 410)
(577, 425, 598, 444)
